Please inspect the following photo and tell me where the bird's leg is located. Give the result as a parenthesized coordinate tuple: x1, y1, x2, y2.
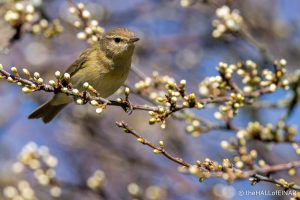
(120, 89, 133, 114)
(122, 98, 133, 114)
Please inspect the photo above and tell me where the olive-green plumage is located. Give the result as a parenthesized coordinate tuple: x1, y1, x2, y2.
(28, 28, 139, 123)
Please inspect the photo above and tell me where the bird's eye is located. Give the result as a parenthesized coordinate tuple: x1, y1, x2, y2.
(114, 38, 121, 43)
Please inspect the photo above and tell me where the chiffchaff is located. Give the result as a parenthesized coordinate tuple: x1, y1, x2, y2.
(29, 28, 139, 123)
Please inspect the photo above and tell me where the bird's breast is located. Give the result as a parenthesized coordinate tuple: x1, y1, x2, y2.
(93, 65, 130, 98)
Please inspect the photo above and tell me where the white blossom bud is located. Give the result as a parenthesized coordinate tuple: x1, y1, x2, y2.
(269, 84, 277, 92)
(77, 32, 87, 40)
(26, 5, 35, 13)
(76, 99, 83, 105)
(69, 7, 76, 14)
(125, 87, 130, 95)
(55, 71, 61, 78)
(180, 79, 186, 86)
(7, 77, 14, 82)
(83, 82, 89, 89)
(61, 87, 68, 93)
(279, 59, 287, 66)
(82, 10, 91, 18)
(72, 89, 79, 95)
(37, 78, 44, 83)
(77, 3, 85, 10)
(22, 87, 31, 93)
(22, 68, 30, 75)
(63, 73, 70, 81)
(11, 67, 17, 73)
(15, 3, 24, 11)
(91, 100, 98, 106)
(49, 80, 56, 86)
(34, 72, 40, 79)
(96, 107, 103, 114)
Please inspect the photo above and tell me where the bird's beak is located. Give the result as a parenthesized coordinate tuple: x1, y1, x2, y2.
(129, 37, 140, 43)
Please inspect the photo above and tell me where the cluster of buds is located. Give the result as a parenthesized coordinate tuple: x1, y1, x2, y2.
(143, 74, 204, 128)
(260, 59, 289, 91)
(215, 93, 245, 120)
(0, 66, 109, 116)
(180, 111, 217, 137)
(86, 170, 106, 191)
(30, 19, 64, 38)
(69, 3, 105, 43)
(184, 113, 204, 137)
(127, 183, 167, 200)
(11, 142, 61, 198)
(134, 71, 176, 99)
(236, 60, 261, 93)
(198, 76, 225, 97)
(184, 158, 243, 183)
(200, 60, 289, 121)
(4, 2, 37, 27)
(3, 180, 38, 200)
(49, 71, 109, 116)
(6, 67, 40, 93)
(220, 132, 257, 169)
(240, 121, 297, 143)
(3, 1, 63, 39)
(212, 6, 243, 38)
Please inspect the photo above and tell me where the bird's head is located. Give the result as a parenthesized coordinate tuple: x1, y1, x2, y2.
(101, 28, 139, 59)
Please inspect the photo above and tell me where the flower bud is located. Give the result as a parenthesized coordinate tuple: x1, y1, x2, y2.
(180, 79, 186, 86)
(69, 7, 76, 14)
(55, 71, 61, 79)
(11, 67, 17, 73)
(83, 82, 89, 89)
(22, 87, 31, 93)
(137, 138, 145, 143)
(76, 99, 83, 105)
(7, 77, 14, 82)
(153, 149, 161, 154)
(91, 100, 98, 106)
(64, 73, 70, 82)
(72, 89, 79, 95)
(125, 87, 130, 95)
(22, 68, 30, 76)
(34, 72, 40, 79)
(96, 107, 103, 114)
(61, 87, 68, 93)
(82, 10, 90, 18)
(49, 80, 56, 87)
(116, 98, 122, 103)
(149, 118, 156, 125)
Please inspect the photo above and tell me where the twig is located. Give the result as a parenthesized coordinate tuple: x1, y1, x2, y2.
(250, 174, 300, 191)
(239, 26, 274, 64)
(115, 121, 191, 167)
(116, 122, 300, 191)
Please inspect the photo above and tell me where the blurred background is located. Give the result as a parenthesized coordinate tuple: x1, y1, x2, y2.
(0, 0, 300, 199)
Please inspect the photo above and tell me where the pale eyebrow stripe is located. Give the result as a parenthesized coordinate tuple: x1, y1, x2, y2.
(105, 35, 128, 40)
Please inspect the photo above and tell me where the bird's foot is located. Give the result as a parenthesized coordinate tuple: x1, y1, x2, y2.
(122, 99, 133, 114)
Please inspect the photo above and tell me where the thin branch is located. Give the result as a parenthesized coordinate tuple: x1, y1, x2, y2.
(116, 122, 300, 191)
(0, 67, 278, 116)
(251, 174, 300, 191)
(115, 121, 191, 167)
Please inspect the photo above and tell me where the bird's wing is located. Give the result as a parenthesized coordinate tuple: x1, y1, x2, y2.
(65, 46, 94, 77)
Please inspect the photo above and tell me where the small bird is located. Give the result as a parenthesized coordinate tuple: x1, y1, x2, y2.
(28, 28, 139, 123)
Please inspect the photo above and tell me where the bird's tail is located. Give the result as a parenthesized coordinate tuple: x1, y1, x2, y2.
(28, 100, 68, 123)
